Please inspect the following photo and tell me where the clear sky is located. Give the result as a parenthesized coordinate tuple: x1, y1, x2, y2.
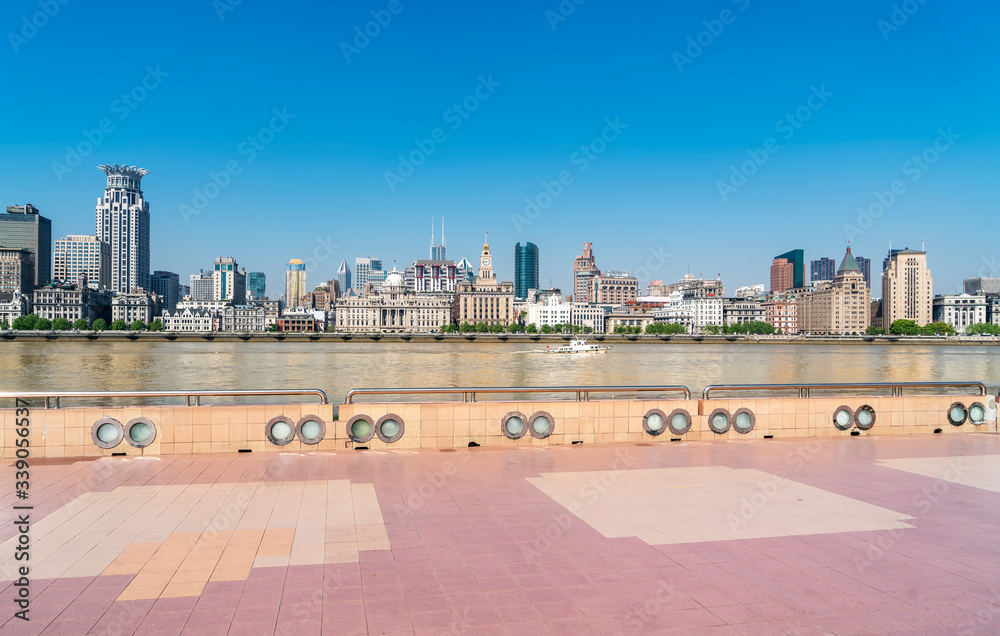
(1, 0, 997, 297)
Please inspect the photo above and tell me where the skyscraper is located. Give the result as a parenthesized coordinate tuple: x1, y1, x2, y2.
(95, 164, 150, 292)
(213, 256, 246, 304)
(286, 259, 306, 308)
(810, 257, 835, 284)
(247, 272, 266, 300)
(855, 256, 872, 288)
(514, 242, 539, 299)
(430, 218, 447, 261)
(189, 270, 213, 301)
(573, 242, 600, 303)
(1, 203, 51, 288)
(54, 235, 110, 289)
(336, 259, 352, 293)
(771, 249, 805, 292)
(355, 257, 383, 294)
(150, 271, 180, 311)
(881, 248, 933, 327)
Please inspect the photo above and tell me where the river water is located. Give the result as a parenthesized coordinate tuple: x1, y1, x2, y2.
(1, 342, 998, 403)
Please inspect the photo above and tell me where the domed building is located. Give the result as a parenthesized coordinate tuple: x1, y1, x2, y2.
(334, 268, 453, 333)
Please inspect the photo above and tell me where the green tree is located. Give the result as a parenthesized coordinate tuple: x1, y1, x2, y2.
(130, 319, 147, 331)
(703, 324, 721, 335)
(921, 321, 954, 336)
(92, 318, 108, 331)
(475, 321, 489, 333)
(0, 320, 8, 330)
(526, 323, 537, 334)
(72, 318, 90, 330)
(489, 323, 504, 333)
(34, 317, 52, 330)
(967, 322, 1000, 335)
(888, 319, 920, 335)
(866, 326, 886, 335)
(12, 314, 38, 330)
(149, 318, 164, 332)
(506, 322, 523, 333)
(541, 324, 552, 334)
(459, 322, 475, 333)
(268, 323, 278, 332)
(52, 317, 72, 331)
(745, 321, 775, 335)
(111, 319, 127, 331)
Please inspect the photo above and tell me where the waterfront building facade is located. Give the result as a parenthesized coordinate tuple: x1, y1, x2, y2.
(573, 242, 600, 303)
(798, 247, 870, 335)
(514, 242, 539, 299)
(0, 292, 29, 326)
(112, 291, 163, 324)
(571, 303, 608, 332)
(150, 271, 181, 311)
(525, 295, 571, 329)
(95, 165, 150, 292)
(161, 307, 214, 331)
(53, 235, 110, 290)
(455, 240, 515, 327)
(1, 203, 51, 287)
(246, 271, 266, 300)
(213, 256, 246, 304)
(286, 259, 306, 308)
(32, 280, 112, 324)
(593, 272, 639, 305)
(723, 298, 766, 326)
(336, 271, 452, 333)
(933, 294, 986, 333)
(0, 247, 34, 294)
(881, 249, 933, 327)
(278, 311, 319, 332)
(219, 304, 275, 332)
(763, 299, 798, 334)
(604, 308, 653, 333)
(653, 293, 723, 333)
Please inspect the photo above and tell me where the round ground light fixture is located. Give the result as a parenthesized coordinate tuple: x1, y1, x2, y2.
(732, 408, 755, 434)
(124, 417, 156, 448)
(708, 408, 731, 434)
(346, 415, 375, 443)
(265, 416, 296, 446)
(528, 411, 555, 439)
(833, 406, 854, 431)
(667, 409, 692, 436)
(375, 414, 405, 443)
(91, 417, 124, 449)
(642, 409, 668, 436)
(854, 405, 876, 431)
(501, 411, 528, 440)
(969, 402, 986, 425)
(947, 402, 968, 426)
(296, 415, 326, 444)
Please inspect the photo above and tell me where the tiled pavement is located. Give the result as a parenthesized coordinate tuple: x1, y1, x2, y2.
(2, 434, 1000, 635)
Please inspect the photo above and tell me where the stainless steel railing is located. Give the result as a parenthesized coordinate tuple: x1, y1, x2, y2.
(0, 389, 329, 409)
(344, 385, 692, 404)
(702, 381, 988, 399)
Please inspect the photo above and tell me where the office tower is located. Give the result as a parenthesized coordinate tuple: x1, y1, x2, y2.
(771, 249, 805, 292)
(0, 248, 34, 294)
(247, 271, 266, 300)
(286, 259, 306, 308)
(514, 242, 539, 299)
(95, 164, 150, 292)
(964, 277, 1000, 296)
(573, 242, 600, 303)
(189, 270, 213, 301)
(430, 218, 447, 261)
(355, 257, 383, 294)
(810, 257, 835, 284)
(883, 248, 903, 272)
(856, 256, 872, 288)
(53, 235, 110, 289)
(150, 271, 181, 311)
(1, 203, 51, 287)
(336, 259, 351, 293)
(213, 256, 246, 304)
(881, 248, 933, 327)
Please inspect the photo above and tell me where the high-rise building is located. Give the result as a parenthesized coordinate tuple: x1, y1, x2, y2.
(189, 270, 213, 301)
(881, 248, 933, 327)
(856, 256, 872, 288)
(247, 271, 266, 300)
(771, 249, 805, 292)
(1, 203, 51, 288)
(0, 248, 34, 294)
(286, 259, 306, 308)
(336, 260, 351, 293)
(810, 257, 835, 284)
(573, 242, 600, 303)
(150, 271, 181, 311)
(798, 247, 870, 335)
(405, 260, 463, 293)
(355, 257, 383, 295)
(212, 256, 246, 304)
(53, 235, 110, 289)
(95, 164, 150, 292)
(430, 218, 447, 261)
(514, 242, 539, 299)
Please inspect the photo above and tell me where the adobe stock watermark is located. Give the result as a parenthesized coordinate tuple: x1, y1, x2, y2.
(843, 126, 958, 242)
(877, 0, 929, 41)
(384, 75, 500, 192)
(545, 0, 587, 30)
(853, 457, 969, 575)
(615, 580, 680, 634)
(633, 246, 671, 283)
(7, 0, 70, 53)
(213, 0, 243, 21)
(956, 590, 1000, 636)
(179, 107, 295, 223)
(673, 0, 751, 73)
(51, 65, 169, 182)
(511, 116, 627, 233)
(340, 0, 414, 63)
(717, 84, 833, 202)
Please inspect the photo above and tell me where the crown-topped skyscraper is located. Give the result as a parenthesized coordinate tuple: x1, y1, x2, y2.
(95, 164, 150, 292)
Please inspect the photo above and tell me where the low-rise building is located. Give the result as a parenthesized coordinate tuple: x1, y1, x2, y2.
(161, 307, 214, 331)
(31, 279, 112, 324)
(525, 295, 572, 330)
(653, 292, 723, 333)
(278, 312, 319, 332)
(0, 292, 29, 326)
(335, 271, 453, 332)
(604, 309, 654, 333)
(763, 299, 797, 334)
(571, 303, 607, 332)
(933, 294, 986, 333)
(723, 298, 766, 326)
(112, 291, 163, 324)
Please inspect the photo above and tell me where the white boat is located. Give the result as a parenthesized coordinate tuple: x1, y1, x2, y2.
(545, 337, 612, 354)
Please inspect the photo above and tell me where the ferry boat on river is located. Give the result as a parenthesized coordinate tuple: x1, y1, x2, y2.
(545, 337, 613, 354)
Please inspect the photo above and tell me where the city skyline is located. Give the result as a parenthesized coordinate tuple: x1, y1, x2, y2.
(1, 2, 996, 296)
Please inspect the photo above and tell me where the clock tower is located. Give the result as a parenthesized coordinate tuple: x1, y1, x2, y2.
(477, 233, 495, 283)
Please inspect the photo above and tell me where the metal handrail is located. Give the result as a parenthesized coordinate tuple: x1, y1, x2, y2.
(0, 389, 328, 409)
(345, 385, 692, 404)
(702, 381, 988, 399)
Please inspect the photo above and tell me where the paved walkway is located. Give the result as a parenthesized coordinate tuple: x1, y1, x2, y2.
(2, 434, 999, 635)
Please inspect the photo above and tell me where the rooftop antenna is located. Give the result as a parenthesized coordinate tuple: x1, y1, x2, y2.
(921, 238, 925, 251)
(442, 217, 446, 247)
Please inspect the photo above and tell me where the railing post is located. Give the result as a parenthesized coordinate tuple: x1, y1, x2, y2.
(55, 397, 60, 409)
(44, 397, 50, 410)
(195, 395, 201, 407)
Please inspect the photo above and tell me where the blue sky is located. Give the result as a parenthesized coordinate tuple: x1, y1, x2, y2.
(1, 0, 997, 297)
